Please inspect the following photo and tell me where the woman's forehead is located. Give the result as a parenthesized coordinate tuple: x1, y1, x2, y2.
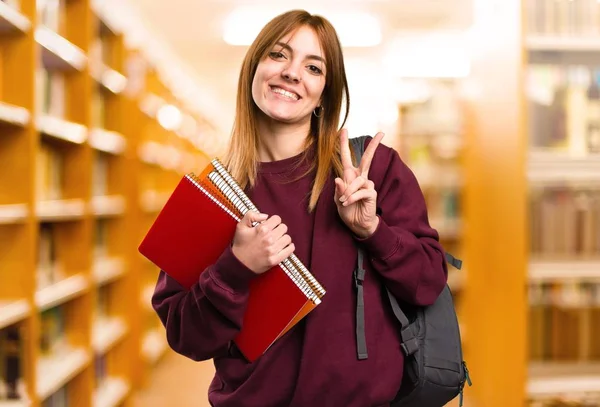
(276, 26, 325, 58)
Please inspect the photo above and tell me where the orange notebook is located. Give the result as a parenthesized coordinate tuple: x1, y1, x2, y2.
(138, 158, 326, 361)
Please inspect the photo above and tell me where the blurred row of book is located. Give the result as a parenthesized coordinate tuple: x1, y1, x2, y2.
(0, 0, 213, 405)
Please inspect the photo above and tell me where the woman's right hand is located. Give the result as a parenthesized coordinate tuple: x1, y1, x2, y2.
(231, 211, 295, 274)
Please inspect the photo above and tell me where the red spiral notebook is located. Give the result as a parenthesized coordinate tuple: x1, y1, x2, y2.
(138, 158, 325, 361)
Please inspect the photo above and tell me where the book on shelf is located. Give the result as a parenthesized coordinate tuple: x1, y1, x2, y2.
(36, 66, 65, 119)
(37, 223, 64, 290)
(36, 143, 63, 202)
(42, 385, 67, 407)
(527, 64, 600, 154)
(94, 354, 106, 389)
(94, 219, 108, 260)
(527, 0, 600, 37)
(529, 187, 600, 258)
(529, 281, 600, 362)
(0, 324, 25, 401)
(40, 306, 66, 357)
(138, 158, 326, 362)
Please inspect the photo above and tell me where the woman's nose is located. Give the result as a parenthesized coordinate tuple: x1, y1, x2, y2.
(282, 65, 301, 83)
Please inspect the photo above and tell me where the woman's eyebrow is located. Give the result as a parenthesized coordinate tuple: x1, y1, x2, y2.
(275, 42, 325, 63)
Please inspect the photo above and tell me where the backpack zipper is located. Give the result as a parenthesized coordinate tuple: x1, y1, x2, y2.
(458, 361, 472, 406)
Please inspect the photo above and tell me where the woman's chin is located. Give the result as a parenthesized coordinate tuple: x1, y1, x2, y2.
(263, 109, 309, 125)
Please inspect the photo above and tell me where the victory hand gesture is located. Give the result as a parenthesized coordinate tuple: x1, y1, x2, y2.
(334, 129, 384, 238)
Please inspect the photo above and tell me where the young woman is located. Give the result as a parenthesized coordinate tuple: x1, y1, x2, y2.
(152, 9, 448, 407)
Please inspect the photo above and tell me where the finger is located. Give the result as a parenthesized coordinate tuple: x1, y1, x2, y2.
(271, 234, 292, 255)
(342, 188, 377, 207)
(245, 211, 268, 226)
(358, 132, 384, 177)
(271, 222, 288, 240)
(257, 215, 281, 234)
(338, 175, 367, 203)
(339, 128, 353, 170)
(271, 242, 296, 266)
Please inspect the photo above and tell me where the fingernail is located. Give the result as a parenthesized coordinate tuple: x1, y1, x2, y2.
(339, 195, 346, 202)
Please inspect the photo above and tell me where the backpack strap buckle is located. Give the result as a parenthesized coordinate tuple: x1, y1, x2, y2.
(354, 266, 365, 287)
(400, 326, 419, 356)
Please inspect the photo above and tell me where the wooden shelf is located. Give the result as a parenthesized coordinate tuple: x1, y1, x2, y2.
(36, 199, 86, 221)
(35, 26, 87, 71)
(0, 400, 31, 407)
(0, 204, 28, 224)
(529, 260, 600, 282)
(0, 2, 30, 33)
(0, 102, 30, 127)
(93, 257, 126, 286)
(0, 299, 30, 330)
(141, 329, 167, 365)
(35, 274, 89, 311)
(37, 348, 90, 400)
(92, 317, 128, 354)
(528, 363, 600, 398)
(526, 35, 600, 52)
(93, 378, 130, 407)
(0, 0, 219, 403)
(89, 129, 126, 155)
(91, 64, 127, 95)
(528, 150, 600, 185)
(91, 195, 126, 217)
(36, 115, 88, 145)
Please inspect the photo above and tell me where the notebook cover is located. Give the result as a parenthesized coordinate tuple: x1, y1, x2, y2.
(138, 175, 311, 361)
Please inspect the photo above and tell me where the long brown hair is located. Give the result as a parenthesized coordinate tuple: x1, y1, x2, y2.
(222, 9, 350, 211)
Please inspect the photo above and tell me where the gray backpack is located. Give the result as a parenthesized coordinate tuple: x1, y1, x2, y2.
(350, 136, 472, 407)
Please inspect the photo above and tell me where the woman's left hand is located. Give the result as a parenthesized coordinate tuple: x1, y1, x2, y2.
(334, 129, 384, 239)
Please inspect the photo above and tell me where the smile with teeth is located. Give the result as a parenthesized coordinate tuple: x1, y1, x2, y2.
(271, 86, 300, 101)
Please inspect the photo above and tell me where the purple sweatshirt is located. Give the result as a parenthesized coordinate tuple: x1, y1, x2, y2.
(151, 138, 448, 407)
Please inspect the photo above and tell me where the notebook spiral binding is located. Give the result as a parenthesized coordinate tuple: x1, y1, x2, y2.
(184, 158, 325, 304)
(206, 171, 317, 303)
(185, 172, 317, 303)
(209, 158, 326, 299)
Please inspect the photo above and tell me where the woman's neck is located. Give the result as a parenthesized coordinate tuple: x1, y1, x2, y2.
(257, 117, 311, 162)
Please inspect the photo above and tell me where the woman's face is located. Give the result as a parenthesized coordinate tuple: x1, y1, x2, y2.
(251, 25, 327, 126)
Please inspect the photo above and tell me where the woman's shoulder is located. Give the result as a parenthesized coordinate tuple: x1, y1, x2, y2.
(359, 135, 407, 180)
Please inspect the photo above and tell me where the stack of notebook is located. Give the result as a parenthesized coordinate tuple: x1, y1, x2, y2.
(138, 158, 326, 361)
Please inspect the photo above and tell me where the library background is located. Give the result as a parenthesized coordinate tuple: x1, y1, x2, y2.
(0, 0, 597, 406)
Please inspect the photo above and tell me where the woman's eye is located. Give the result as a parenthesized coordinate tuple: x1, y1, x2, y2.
(269, 51, 285, 59)
(308, 65, 323, 75)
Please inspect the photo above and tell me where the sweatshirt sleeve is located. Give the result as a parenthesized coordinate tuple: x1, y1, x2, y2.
(354, 138, 448, 306)
(151, 245, 257, 361)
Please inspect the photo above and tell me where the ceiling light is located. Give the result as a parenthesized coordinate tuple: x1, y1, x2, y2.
(157, 104, 183, 131)
(223, 7, 381, 47)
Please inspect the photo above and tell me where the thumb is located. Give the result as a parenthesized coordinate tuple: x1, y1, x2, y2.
(245, 210, 268, 226)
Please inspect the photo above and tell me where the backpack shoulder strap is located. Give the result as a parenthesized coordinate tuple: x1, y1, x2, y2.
(349, 135, 370, 164)
(349, 136, 463, 360)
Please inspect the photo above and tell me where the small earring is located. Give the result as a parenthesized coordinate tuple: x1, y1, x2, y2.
(313, 106, 323, 117)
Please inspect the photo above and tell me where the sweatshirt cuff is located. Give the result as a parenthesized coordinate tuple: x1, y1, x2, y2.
(354, 216, 401, 260)
(208, 246, 257, 292)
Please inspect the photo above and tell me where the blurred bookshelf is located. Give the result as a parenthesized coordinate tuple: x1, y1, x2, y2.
(0, 0, 216, 406)
(525, 0, 600, 405)
(394, 79, 466, 345)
